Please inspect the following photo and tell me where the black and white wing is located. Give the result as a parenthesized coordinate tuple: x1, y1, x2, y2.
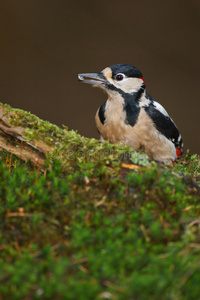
(144, 95, 183, 153)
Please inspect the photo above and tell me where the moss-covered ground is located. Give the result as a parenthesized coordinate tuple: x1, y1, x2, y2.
(0, 103, 200, 299)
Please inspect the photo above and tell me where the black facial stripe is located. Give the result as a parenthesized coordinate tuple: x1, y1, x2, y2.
(106, 82, 145, 102)
(98, 102, 106, 124)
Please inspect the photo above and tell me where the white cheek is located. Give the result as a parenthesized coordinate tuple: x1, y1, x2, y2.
(116, 78, 143, 93)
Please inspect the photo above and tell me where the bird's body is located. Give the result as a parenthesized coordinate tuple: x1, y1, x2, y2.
(78, 64, 183, 163)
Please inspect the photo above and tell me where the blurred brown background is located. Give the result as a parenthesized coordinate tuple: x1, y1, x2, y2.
(0, 0, 199, 154)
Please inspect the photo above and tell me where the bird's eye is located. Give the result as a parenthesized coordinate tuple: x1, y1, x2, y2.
(115, 73, 125, 81)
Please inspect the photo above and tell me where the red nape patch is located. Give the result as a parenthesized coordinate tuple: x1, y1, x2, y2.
(139, 77, 145, 85)
(176, 148, 182, 157)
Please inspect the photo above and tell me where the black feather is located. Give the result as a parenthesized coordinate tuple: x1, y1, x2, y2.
(110, 64, 143, 78)
(123, 94, 140, 126)
(98, 102, 106, 125)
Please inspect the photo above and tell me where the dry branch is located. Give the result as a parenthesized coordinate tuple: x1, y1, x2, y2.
(0, 105, 52, 167)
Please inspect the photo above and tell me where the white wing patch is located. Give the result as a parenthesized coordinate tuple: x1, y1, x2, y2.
(152, 101, 178, 128)
(152, 101, 169, 117)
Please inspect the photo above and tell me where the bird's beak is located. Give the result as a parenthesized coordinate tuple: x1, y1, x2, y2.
(78, 72, 107, 86)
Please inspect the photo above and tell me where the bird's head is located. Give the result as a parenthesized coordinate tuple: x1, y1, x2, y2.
(78, 64, 146, 96)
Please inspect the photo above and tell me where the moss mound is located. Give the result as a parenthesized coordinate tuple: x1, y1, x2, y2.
(0, 103, 200, 299)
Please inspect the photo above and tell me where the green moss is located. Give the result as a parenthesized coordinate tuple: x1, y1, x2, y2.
(0, 103, 200, 299)
(174, 151, 200, 180)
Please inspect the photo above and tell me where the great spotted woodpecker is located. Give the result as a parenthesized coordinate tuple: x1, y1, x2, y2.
(78, 64, 183, 163)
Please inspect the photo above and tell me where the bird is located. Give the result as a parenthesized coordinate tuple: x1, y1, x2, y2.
(78, 64, 183, 163)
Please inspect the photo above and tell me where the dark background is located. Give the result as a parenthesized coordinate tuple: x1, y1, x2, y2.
(0, 1, 199, 154)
